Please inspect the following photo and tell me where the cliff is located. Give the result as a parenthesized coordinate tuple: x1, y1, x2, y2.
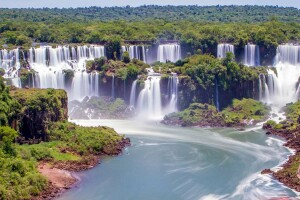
(10, 88, 68, 141)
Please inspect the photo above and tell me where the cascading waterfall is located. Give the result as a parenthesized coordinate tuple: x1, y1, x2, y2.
(122, 46, 147, 62)
(244, 44, 260, 66)
(217, 44, 234, 58)
(268, 44, 300, 107)
(129, 80, 137, 107)
(165, 74, 179, 114)
(157, 44, 181, 63)
(111, 74, 115, 99)
(136, 75, 162, 120)
(258, 74, 270, 103)
(0, 48, 22, 87)
(28, 45, 104, 100)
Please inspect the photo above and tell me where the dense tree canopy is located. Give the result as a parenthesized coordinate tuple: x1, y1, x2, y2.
(0, 6, 300, 23)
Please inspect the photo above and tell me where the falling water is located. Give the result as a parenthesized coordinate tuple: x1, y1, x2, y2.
(129, 80, 137, 107)
(267, 74, 274, 98)
(215, 78, 220, 111)
(217, 44, 234, 58)
(136, 76, 162, 120)
(165, 74, 179, 114)
(244, 44, 260, 66)
(0, 48, 22, 87)
(258, 74, 270, 103)
(111, 74, 115, 99)
(122, 46, 147, 62)
(268, 44, 300, 107)
(157, 44, 181, 63)
(259, 76, 263, 101)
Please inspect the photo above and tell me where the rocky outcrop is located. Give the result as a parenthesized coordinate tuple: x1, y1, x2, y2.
(263, 115, 300, 192)
(162, 99, 269, 127)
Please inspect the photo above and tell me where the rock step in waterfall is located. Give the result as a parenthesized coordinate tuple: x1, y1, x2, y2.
(157, 44, 181, 63)
(217, 43, 234, 58)
(122, 46, 147, 63)
(130, 68, 179, 119)
(244, 44, 260, 66)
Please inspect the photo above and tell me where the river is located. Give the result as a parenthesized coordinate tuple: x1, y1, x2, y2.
(58, 119, 297, 200)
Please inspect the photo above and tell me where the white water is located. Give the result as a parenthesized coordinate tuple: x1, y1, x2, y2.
(217, 44, 234, 58)
(258, 74, 271, 103)
(0, 48, 22, 87)
(157, 44, 181, 63)
(2, 45, 105, 100)
(129, 80, 137, 107)
(111, 74, 115, 99)
(136, 76, 163, 120)
(244, 44, 260, 66)
(165, 74, 179, 114)
(266, 44, 300, 107)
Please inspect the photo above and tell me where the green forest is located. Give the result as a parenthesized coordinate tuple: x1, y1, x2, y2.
(0, 6, 300, 47)
(0, 5, 299, 23)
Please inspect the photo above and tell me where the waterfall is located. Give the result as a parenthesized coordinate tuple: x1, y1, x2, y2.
(258, 74, 270, 103)
(27, 45, 104, 100)
(122, 45, 147, 62)
(157, 44, 181, 63)
(215, 78, 220, 111)
(165, 74, 178, 114)
(136, 76, 162, 120)
(129, 80, 137, 107)
(265, 44, 300, 107)
(244, 44, 260, 66)
(111, 74, 115, 99)
(94, 72, 100, 97)
(267, 74, 274, 98)
(1, 48, 20, 78)
(217, 44, 234, 58)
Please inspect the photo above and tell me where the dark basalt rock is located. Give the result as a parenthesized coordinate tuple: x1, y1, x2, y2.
(261, 169, 272, 174)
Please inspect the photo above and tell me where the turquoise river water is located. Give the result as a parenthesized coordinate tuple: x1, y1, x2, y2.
(57, 119, 298, 200)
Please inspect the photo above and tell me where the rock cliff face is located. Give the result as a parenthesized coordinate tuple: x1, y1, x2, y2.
(10, 88, 68, 141)
(160, 75, 258, 111)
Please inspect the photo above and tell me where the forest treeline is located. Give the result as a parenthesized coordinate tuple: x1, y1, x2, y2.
(1, 5, 300, 65)
(0, 5, 300, 23)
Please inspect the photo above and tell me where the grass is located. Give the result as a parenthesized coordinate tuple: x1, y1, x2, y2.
(17, 142, 80, 162)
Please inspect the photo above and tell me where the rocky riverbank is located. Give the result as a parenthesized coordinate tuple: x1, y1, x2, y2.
(261, 101, 300, 192)
(262, 124, 300, 192)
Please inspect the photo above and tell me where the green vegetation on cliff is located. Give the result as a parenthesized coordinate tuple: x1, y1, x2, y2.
(0, 78, 127, 199)
(159, 53, 267, 110)
(0, 78, 20, 127)
(10, 88, 68, 141)
(162, 98, 269, 127)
